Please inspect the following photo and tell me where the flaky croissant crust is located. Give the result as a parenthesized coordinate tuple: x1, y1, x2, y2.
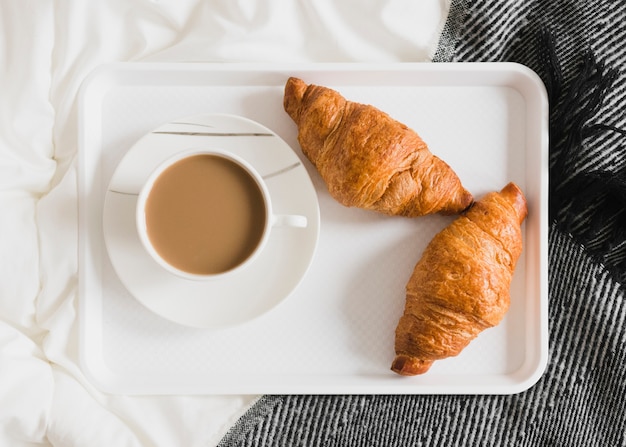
(392, 182, 528, 376)
(284, 77, 473, 217)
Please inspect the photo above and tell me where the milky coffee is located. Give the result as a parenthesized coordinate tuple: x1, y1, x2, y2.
(144, 154, 267, 275)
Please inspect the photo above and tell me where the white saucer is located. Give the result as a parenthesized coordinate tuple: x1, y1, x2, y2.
(102, 113, 320, 329)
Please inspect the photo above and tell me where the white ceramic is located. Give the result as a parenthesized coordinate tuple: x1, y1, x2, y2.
(136, 148, 308, 281)
(78, 63, 549, 395)
(100, 114, 320, 329)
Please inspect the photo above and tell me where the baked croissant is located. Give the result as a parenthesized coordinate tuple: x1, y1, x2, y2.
(392, 182, 527, 375)
(283, 77, 473, 217)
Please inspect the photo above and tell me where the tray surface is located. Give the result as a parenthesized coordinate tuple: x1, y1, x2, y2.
(78, 62, 549, 394)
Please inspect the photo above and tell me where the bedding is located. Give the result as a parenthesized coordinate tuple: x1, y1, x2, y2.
(5, 0, 625, 446)
(0, 1, 445, 445)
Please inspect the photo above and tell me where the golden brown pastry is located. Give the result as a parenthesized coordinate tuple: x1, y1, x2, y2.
(392, 182, 527, 375)
(283, 77, 473, 217)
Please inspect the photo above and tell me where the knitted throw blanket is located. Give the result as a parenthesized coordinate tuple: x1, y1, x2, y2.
(219, 1, 626, 445)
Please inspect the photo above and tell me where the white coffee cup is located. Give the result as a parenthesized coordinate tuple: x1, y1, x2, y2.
(136, 148, 307, 280)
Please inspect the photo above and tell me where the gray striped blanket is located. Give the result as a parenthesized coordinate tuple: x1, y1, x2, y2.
(219, 1, 626, 445)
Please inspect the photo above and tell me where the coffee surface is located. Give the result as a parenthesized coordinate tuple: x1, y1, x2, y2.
(145, 154, 267, 275)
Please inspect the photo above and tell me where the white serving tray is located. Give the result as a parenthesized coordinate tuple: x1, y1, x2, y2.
(78, 62, 549, 395)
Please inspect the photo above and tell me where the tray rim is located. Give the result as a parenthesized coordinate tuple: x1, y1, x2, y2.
(77, 61, 550, 395)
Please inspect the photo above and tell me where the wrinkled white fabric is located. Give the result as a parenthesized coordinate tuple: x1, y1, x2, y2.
(1, 0, 446, 445)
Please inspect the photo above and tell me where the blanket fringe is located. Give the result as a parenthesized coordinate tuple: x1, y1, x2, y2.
(539, 28, 626, 282)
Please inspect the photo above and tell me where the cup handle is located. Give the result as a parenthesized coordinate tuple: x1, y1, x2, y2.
(271, 214, 308, 228)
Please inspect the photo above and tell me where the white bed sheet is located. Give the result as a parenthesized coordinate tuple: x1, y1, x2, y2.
(0, 1, 447, 445)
